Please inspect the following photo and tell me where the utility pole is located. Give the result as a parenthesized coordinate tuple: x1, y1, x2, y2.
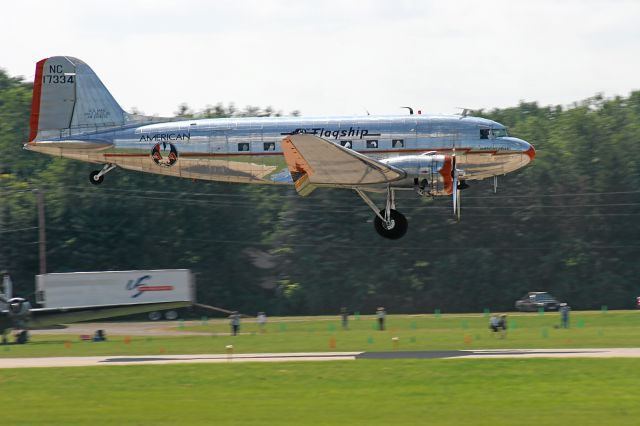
(34, 189, 46, 275)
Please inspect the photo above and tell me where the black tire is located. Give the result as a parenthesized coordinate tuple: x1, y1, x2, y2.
(164, 310, 178, 320)
(89, 171, 104, 185)
(374, 209, 408, 239)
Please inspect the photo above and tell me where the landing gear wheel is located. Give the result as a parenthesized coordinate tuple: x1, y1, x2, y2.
(374, 209, 408, 240)
(89, 170, 104, 185)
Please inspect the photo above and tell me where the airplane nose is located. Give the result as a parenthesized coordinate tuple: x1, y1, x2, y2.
(525, 144, 536, 161)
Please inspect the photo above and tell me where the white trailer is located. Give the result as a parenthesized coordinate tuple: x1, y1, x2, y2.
(35, 269, 195, 308)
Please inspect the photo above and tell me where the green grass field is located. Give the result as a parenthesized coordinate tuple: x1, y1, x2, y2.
(2, 311, 640, 425)
(2, 310, 640, 358)
(2, 359, 640, 425)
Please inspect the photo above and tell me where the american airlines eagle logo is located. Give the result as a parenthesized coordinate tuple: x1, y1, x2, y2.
(151, 142, 178, 167)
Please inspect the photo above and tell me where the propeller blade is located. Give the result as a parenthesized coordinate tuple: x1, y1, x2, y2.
(453, 168, 458, 215)
(451, 145, 459, 219)
(455, 182, 461, 221)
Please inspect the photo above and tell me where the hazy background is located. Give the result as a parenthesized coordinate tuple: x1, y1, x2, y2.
(2, 0, 639, 116)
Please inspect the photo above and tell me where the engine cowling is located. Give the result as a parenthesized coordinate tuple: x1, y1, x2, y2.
(381, 154, 454, 195)
(7, 297, 31, 318)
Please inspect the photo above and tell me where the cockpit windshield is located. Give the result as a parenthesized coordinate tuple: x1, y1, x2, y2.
(491, 128, 509, 138)
(480, 128, 509, 139)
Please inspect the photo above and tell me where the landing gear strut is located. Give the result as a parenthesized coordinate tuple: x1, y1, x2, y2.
(89, 163, 116, 185)
(355, 187, 408, 239)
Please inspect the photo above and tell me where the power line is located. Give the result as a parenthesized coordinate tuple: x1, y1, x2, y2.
(3, 186, 640, 201)
(0, 227, 38, 234)
(44, 191, 640, 212)
(45, 225, 640, 252)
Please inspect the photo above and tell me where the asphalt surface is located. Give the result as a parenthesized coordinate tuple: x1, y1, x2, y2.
(3, 348, 640, 369)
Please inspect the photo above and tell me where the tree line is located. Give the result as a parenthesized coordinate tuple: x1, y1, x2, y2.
(1, 68, 639, 315)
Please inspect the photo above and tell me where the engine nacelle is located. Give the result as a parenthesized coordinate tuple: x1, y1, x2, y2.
(7, 297, 32, 319)
(381, 153, 454, 196)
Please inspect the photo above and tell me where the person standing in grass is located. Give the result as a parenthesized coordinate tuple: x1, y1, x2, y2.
(376, 307, 386, 331)
(340, 307, 350, 330)
(257, 312, 267, 333)
(489, 315, 500, 333)
(560, 304, 570, 328)
(229, 311, 241, 336)
(498, 314, 508, 338)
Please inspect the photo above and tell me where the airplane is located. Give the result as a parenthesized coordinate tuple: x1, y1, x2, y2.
(25, 56, 535, 239)
(0, 274, 190, 344)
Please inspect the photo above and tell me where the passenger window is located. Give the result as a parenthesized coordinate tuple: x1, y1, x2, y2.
(341, 140, 353, 149)
(480, 129, 490, 139)
(237, 143, 250, 152)
(263, 142, 276, 151)
(366, 140, 378, 149)
(392, 139, 404, 148)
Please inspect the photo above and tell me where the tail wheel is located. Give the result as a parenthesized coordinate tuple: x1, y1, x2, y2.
(89, 171, 104, 185)
(374, 209, 408, 239)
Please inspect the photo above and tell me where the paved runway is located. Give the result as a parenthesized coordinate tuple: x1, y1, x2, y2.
(2, 348, 640, 368)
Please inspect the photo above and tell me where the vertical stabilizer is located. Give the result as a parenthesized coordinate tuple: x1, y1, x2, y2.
(29, 56, 127, 142)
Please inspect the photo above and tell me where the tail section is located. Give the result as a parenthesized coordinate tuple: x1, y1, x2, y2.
(29, 56, 127, 142)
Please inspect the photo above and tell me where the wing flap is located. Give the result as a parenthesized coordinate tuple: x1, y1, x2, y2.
(281, 134, 405, 195)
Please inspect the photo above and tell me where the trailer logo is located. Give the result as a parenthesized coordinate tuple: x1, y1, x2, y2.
(126, 275, 174, 298)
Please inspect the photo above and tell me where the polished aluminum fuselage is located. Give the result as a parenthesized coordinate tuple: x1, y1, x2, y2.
(27, 114, 533, 190)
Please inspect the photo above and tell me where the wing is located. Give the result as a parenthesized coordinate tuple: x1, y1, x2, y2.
(25, 301, 191, 329)
(281, 134, 406, 196)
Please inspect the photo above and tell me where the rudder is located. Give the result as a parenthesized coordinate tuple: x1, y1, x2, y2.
(29, 56, 126, 142)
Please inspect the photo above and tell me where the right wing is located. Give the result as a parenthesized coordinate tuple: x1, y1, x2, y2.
(281, 134, 406, 196)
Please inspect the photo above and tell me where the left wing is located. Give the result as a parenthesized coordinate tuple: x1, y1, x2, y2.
(281, 134, 406, 196)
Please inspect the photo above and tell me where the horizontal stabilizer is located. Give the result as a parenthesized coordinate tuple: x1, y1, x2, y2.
(281, 134, 405, 195)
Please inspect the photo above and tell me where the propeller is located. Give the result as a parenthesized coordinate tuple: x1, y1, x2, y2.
(451, 144, 461, 222)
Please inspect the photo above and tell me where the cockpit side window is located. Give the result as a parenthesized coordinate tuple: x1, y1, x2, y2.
(480, 129, 490, 139)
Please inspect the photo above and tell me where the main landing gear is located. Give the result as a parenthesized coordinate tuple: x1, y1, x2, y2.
(355, 187, 408, 240)
(89, 163, 116, 185)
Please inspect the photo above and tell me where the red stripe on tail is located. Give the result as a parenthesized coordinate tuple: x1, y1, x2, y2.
(29, 58, 47, 142)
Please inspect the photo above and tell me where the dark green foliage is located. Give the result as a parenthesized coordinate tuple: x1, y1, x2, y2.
(1, 68, 639, 314)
